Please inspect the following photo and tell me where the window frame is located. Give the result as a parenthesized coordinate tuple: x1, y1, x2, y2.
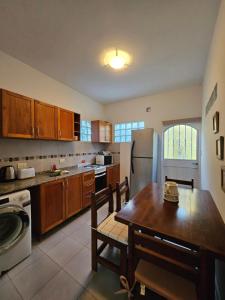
(80, 120, 92, 142)
(163, 124, 199, 161)
(114, 121, 145, 143)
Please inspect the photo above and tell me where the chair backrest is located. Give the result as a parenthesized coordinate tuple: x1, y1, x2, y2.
(116, 176, 130, 212)
(128, 223, 201, 286)
(165, 176, 194, 189)
(91, 186, 113, 229)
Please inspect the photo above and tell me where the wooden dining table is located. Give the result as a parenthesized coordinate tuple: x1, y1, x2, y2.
(115, 183, 225, 300)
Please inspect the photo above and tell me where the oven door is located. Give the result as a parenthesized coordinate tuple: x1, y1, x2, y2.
(95, 172, 107, 192)
(0, 205, 30, 255)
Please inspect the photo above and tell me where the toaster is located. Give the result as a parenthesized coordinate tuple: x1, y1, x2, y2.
(17, 167, 35, 180)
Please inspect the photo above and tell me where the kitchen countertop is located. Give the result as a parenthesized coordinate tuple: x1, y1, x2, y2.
(0, 163, 120, 196)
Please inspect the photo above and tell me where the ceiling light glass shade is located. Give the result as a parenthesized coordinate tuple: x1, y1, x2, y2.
(103, 49, 131, 70)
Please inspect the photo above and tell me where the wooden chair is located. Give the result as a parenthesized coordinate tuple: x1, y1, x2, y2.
(116, 176, 130, 212)
(128, 223, 205, 300)
(91, 186, 128, 277)
(165, 176, 194, 189)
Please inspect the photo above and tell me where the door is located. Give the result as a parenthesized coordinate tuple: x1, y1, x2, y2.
(40, 180, 65, 233)
(162, 123, 201, 188)
(132, 128, 154, 157)
(2, 90, 34, 138)
(65, 175, 82, 218)
(105, 122, 112, 143)
(0, 205, 29, 254)
(35, 100, 58, 140)
(130, 157, 153, 196)
(58, 108, 74, 141)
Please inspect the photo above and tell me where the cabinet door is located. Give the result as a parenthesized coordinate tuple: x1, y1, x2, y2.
(113, 164, 120, 187)
(65, 175, 82, 218)
(107, 166, 114, 189)
(58, 108, 74, 141)
(1, 90, 34, 138)
(99, 121, 106, 143)
(82, 171, 95, 208)
(105, 122, 112, 143)
(40, 179, 65, 233)
(35, 101, 57, 140)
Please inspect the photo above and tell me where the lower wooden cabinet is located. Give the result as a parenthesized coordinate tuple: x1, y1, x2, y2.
(107, 164, 120, 190)
(32, 172, 89, 235)
(82, 171, 95, 208)
(65, 174, 82, 218)
(39, 179, 65, 234)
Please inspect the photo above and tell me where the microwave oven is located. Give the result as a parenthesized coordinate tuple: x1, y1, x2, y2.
(96, 155, 113, 165)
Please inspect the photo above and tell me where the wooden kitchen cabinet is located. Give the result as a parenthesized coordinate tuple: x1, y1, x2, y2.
(39, 179, 65, 234)
(65, 174, 82, 218)
(107, 164, 120, 190)
(34, 100, 58, 140)
(58, 108, 74, 141)
(0, 89, 35, 138)
(91, 120, 112, 143)
(82, 171, 95, 208)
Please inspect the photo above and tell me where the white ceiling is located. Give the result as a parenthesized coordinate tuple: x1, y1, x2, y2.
(0, 0, 220, 103)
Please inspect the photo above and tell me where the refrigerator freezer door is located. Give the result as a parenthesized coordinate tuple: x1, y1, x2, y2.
(130, 157, 153, 196)
(132, 129, 154, 157)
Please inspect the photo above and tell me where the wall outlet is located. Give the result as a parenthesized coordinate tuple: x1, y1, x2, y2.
(59, 158, 65, 164)
(17, 162, 28, 169)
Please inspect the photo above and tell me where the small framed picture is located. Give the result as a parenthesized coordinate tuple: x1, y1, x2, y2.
(213, 111, 219, 133)
(216, 136, 224, 160)
(221, 167, 225, 192)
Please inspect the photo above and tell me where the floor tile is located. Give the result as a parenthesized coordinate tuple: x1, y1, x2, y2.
(69, 223, 91, 246)
(7, 247, 43, 279)
(32, 270, 84, 300)
(11, 254, 60, 300)
(37, 230, 67, 253)
(61, 219, 85, 236)
(64, 247, 94, 286)
(47, 237, 84, 266)
(77, 288, 97, 300)
(0, 278, 22, 300)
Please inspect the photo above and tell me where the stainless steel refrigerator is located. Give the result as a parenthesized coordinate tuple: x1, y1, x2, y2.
(130, 128, 158, 196)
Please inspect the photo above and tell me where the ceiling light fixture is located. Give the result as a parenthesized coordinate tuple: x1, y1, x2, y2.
(103, 48, 131, 71)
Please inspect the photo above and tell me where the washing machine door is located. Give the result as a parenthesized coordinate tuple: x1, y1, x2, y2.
(0, 205, 30, 255)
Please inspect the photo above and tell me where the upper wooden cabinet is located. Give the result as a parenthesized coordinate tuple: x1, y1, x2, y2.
(0, 89, 80, 141)
(58, 108, 74, 141)
(0, 89, 35, 138)
(34, 100, 58, 140)
(91, 120, 112, 143)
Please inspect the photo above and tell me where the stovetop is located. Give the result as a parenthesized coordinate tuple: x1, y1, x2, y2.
(83, 164, 106, 174)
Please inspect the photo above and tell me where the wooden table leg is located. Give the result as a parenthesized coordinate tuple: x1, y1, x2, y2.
(199, 250, 215, 300)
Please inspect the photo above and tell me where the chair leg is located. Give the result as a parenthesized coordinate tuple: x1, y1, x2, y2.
(91, 229, 98, 272)
(120, 246, 127, 278)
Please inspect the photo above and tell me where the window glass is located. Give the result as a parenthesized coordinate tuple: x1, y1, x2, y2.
(81, 120, 91, 142)
(164, 125, 197, 160)
(114, 121, 145, 143)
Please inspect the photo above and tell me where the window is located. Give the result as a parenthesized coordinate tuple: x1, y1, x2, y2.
(164, 124, 197, 160)
(81, 120, 91, 142)
(114, 121, 144, 143)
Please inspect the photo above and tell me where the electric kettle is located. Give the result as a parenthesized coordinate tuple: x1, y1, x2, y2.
(0, 166, 16, 182)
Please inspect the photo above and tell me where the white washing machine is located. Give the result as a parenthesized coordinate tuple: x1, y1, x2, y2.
(0, 190, 32, 275)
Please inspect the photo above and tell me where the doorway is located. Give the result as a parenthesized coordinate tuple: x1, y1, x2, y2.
(162, 123, 201, 188)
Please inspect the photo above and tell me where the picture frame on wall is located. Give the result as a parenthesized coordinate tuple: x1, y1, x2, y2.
(213, 111, 219, 133)
(221, 167, 225, 192)
(216, 136, 224, 160)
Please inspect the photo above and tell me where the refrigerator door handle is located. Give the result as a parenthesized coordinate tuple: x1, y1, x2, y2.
(131, 140, 135, 174)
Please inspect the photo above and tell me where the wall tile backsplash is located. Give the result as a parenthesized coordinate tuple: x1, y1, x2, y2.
(0, 139, 109, 173)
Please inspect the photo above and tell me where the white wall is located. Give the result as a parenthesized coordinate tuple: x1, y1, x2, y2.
(104, 84, 202, 183)
(0, 50, 104, 119)
(0, 50, 105, 172)
(104, 85, 202, 132)
(201, 0, 225, 222)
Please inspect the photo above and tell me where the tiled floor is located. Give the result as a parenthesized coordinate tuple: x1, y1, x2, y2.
(0, 203, 128, 300)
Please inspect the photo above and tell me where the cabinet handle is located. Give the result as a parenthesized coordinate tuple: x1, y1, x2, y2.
(32, 127, 34, 136)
